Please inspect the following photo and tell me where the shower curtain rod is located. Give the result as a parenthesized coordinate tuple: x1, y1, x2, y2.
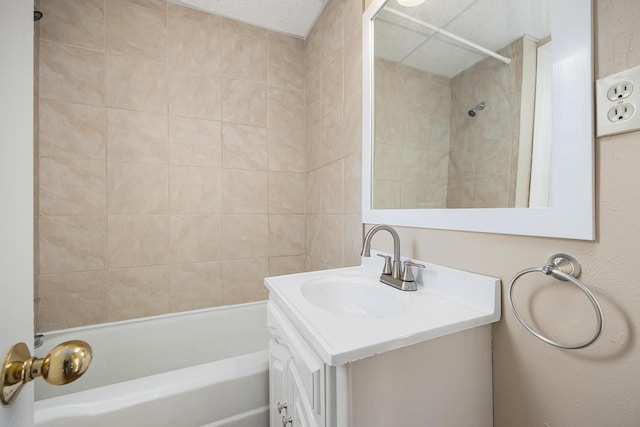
(382, 7, 512, 65)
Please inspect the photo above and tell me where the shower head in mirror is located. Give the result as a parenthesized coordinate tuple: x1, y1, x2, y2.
(468, 101, 486, 117)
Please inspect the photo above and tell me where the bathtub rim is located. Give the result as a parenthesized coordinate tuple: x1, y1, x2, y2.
(36, 300, 267, 337)
(35, 300, 270, 401)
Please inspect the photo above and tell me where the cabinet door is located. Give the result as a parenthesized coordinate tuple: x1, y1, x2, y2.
(270, 338, 321, 427)
(270, 339, 293, 427)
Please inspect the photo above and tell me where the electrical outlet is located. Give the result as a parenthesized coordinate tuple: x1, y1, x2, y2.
(607, 81, 634, 101)
(596, 64, 640, 137)
(607, 103, 634, 122)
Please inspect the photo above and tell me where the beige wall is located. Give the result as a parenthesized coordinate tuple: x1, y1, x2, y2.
(373, 58, 450, 209)
(304, 0, 363, 271)
(371, 36, 524, 210)
(448, 38, 524, 208)
(36, 0, 307, 330)
(363, 0, 640, 425)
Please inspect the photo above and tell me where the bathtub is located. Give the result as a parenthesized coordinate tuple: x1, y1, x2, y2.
(34, 301, 270, 427)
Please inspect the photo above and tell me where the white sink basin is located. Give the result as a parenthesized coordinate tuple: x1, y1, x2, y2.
(301, 277, 407, 318)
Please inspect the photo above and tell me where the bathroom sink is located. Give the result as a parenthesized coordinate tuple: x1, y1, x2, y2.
(265, 252, 501, 365)
(301, 277, 408, 318)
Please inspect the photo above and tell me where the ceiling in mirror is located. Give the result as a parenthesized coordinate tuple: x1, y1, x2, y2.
(374, 0, 550, 78)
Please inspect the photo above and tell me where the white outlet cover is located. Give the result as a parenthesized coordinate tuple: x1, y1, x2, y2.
(596, 64, 640, 137)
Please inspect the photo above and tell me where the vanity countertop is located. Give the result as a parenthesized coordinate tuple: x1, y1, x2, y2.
(264, 251, 501, 365)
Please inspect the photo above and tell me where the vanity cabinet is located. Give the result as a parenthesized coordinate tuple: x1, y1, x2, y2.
(265, 259, 500, 427)
(268, 301, 494, 427)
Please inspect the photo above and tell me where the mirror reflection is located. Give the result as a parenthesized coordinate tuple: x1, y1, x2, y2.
(372, 0, 551, 209)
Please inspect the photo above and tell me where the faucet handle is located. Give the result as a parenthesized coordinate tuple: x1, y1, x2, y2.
(376, 254, 392, 275)
(402, 261, 425, 282)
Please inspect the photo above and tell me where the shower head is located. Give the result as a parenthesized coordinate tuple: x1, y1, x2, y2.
(34, 9, 43, 21)
(468, 101, 486, 117)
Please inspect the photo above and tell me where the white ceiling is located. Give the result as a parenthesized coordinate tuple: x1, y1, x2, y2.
(169, 0, 550, 70)
(175, 0, 329, 38)
(374, 0, 551, 78)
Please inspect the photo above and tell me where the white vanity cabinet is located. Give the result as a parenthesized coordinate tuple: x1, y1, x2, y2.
(265, 258, 501, 427)
(268, 301, 493, 427)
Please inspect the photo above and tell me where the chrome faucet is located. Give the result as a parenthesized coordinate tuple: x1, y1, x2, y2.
(361, 224, 424, 291)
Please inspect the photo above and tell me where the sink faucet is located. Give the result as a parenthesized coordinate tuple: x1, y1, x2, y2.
(361, 224, 424, 291)
(361, 224, 403, 279)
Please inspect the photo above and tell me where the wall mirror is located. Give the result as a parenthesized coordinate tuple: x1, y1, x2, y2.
(362, 0, 595, 240)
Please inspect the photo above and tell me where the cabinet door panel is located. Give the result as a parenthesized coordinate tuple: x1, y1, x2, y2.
(270, 339, 293, 426)
(290, 367, 315, 427)
(268, 303, 326, 420)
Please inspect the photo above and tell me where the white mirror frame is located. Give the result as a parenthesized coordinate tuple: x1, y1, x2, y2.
(362, 0, 595, 240)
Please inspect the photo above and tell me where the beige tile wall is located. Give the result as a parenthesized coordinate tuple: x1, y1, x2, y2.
(372, 58, 451, 209)
(305, 0, 364, 271)
(448, 38, 524, 208)
(36, 0, 307, 330)
(372, 38, 523, 210)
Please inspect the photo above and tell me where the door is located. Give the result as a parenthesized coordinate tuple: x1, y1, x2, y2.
(0, 0, 35, 426)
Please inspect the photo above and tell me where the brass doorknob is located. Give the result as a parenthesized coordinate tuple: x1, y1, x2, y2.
(1, 340, 92, 405)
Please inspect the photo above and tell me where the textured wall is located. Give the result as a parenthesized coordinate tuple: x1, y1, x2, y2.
(36, 0, 307, 330)
(363, 0, 640, 424)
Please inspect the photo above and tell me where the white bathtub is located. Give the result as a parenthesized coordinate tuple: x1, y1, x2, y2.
(34, 302, 270, 427)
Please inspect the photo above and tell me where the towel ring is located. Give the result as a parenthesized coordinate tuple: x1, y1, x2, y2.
(508, 254, 603, 349)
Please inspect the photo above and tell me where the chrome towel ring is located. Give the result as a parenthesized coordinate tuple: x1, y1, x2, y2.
(508, 254, 603, 349)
